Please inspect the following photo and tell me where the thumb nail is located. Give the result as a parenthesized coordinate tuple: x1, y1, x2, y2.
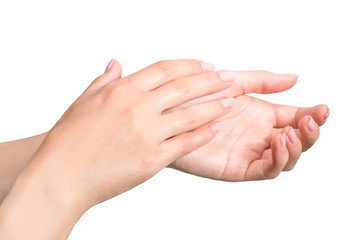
(105, 59, 115, 72)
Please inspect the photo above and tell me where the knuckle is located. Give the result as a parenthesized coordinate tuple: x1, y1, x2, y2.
(180, 108, 196, 124)
(156, 60, 174, 78)
(254, 70, 271, 93)
(122, 107, 136, 124)
(103, 81, 128, 104)
(179, 135, 192, 154)
(141, 156, 157, 170)
(172, 78, 190, 93)
(258, 70, 271, 81)
(132, 129, 146, 144)
(194, 72, 210, 86)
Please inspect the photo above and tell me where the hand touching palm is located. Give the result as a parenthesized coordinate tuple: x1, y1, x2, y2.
(113, 63, 329, 181)
(168, 71, 329, 181)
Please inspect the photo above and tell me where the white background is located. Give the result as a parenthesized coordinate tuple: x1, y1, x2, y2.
(1, 0, 359, 239)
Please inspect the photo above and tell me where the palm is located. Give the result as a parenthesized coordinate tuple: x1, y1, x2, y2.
(110, 65, 325, 182)
(170, 95, 276, 181)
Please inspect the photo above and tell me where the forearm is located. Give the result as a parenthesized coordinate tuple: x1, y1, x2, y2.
(0, 132, 48, 203)
(0, 150, 86, 239)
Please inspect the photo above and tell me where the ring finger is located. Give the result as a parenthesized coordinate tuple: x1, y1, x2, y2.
(159, 97, 235, 140)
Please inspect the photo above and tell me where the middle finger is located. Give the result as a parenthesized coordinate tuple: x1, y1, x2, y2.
(151, 71, 235, 112)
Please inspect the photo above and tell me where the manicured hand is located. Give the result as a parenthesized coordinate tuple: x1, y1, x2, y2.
(24, 59, 236, 207)
(169, 71, 329, 181)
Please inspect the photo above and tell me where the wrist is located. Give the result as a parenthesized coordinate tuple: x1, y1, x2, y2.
(0, 149, 88, 239)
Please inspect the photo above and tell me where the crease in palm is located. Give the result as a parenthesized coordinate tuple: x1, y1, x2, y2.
(171, 95, 277, 181)
(169, 71, 328, 182)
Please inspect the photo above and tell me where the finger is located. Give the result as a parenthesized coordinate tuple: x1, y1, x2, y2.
(297, 115, 320, 151)
(219, 70, 298, 97)
(273, 104, 330, 128)
(159, 98, 234, 140)
(125, 59, 215, 92)
(89, 59, 123, 90)
(152, 71, 235, 111)
(282, 127, 302, 171)
(272, 115, 320, 152)
(157, 121, 221, 167)
(244, 133, 289, 181)
(179, 70, 298, 104)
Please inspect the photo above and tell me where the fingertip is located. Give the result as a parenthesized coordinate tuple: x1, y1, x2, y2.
(105, 58, 115, 72)
(280, 133, 287, 151)
(200, 61, 216, 72)
(220, 97, 236, 110)
(267, 133, 289, 178)
(265, 71, 298, 93)
(298, 115, 320, 152)
(282, 126, 303, 171)
(305, 115, 319, 134)
(105, 58, 122, 75)
(279, 73, 299, 78)
(209, 121, 222, 134)
(285, 126, 299, 145)
(278, 73, 299, 88)
(272, 133, 288, 157)
(321, 104, 330, 125)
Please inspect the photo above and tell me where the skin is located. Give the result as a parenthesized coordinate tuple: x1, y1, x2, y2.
(0, 59, 329, 239)
(169, 71, 329, 181)
(0, 133, 47, 202)
(0, 59, 234, 239)
(0, 70, 327, 202)
(171, 96, 328, 181)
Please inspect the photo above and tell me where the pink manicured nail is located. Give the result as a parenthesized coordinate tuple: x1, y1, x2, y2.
(324, 108, 330, 119)
(287, 127, 298, 144)
(105, 58, 115, 72)
(218, 71, 236, 83)
(221, 98, 235, 109)
(210, 121, 222, 133)
(279, 73, 299, 77)
(200, 62, 215, 72)
(306, 117, 317, 133)
(280, 134, 286, 151)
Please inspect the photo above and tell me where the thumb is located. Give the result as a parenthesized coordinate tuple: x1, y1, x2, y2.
(104, 58, 122, 79)
(89, 59, 123, 90)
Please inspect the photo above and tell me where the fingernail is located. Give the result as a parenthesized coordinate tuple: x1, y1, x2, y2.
(218, 71, 236, 83)
(306, 117, 317, 133)
(221, 98, 235, 109)
(280, 134, 286, 151)
(279, 73, 299, 78)
(210, 121, 222, 133)
(105, 58, 115, 72)
(287, 127, 298, 144)
(200, 62, 215, 72)
(324, 108, 330, 119)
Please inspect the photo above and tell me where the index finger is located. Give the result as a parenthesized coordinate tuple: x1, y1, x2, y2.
(125, 59, 215, 92)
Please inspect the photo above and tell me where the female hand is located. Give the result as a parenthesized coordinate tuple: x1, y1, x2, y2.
(169, 71, 329, 181)
(24, 59, 236, 207)
(0, 59, 237, 239)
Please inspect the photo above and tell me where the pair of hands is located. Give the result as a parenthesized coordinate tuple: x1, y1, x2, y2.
(26, 59, 328, 210)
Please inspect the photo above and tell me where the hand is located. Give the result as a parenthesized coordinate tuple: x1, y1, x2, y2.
(169, 71, 329, 181)
(23, 59, 236, 208)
